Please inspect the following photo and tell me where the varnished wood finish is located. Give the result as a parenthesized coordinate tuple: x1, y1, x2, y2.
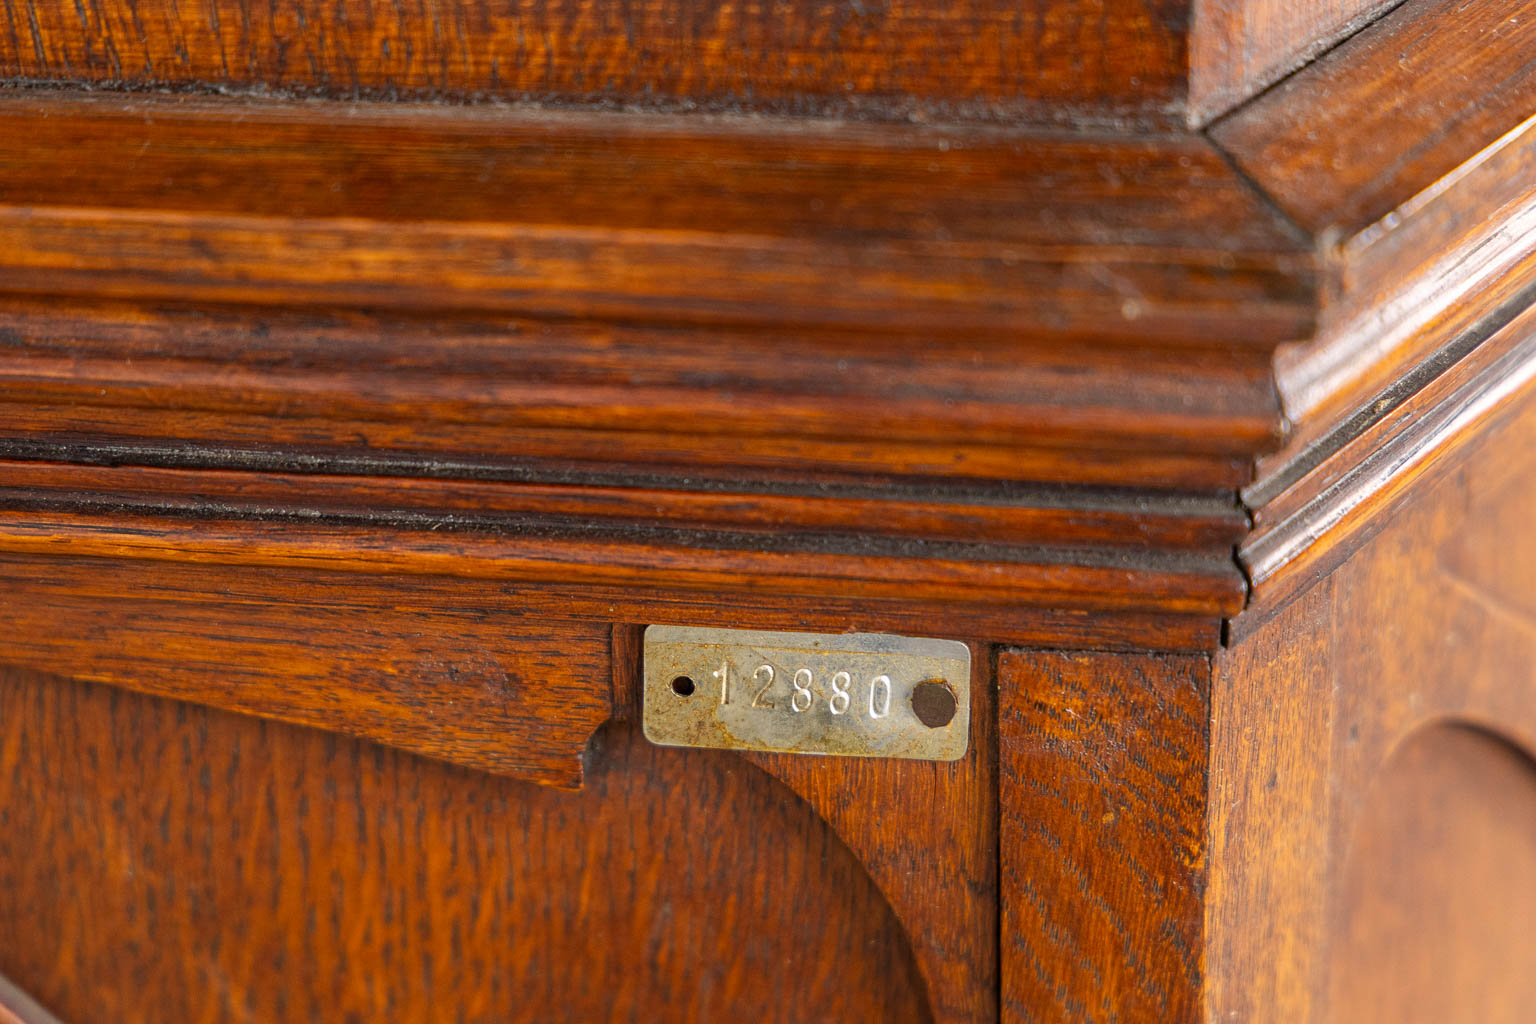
(0, 461, 1250, 552)
(0, 495, 1244, 616)
(0, 0, 1411, 125)
(747, 649, 996, 1024)
(618, 630, 1000, 1024)
(1214, 0, 1536, 442)
(1328, 725, 1536, 1024)
(0, 0, 1191, 123)
(0, 559, 614, 786)
(0, 296, 1283, 492)
(0, 93, 1315, 342)
(1211, 371, 1536, 1021)
(1211, 0, 1536, 237)
(1188, 0, 1392, 123)
(0, 667, 932, 1023)
(1, 0, 1535, 1018)
(1239, 297, 1536, 628)
(999, 650, 1207, 1022)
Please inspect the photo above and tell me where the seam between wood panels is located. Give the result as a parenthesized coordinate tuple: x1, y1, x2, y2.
(0, 75, 1190, 130)
(1193, 0, 1411, 132)
(1202, 137, 1314, 250)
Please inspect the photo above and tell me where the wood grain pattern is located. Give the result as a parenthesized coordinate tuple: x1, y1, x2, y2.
(0, 451, 1247, 614)
(1188, 0, 1394, 124)
(1211, 366, 1536, 1022)
(0, 2, 1531, 1019)
(1327, 725, 1536, 1024)
(1239, 301, 1536, 621)
(747, 643, 996, 1024)
(999, 649, 1208, 1022)
(0, 92, 1316, 345)
(0, 667, 933, 1023)
(0, 550, 1226, 659)
(0, 495, 1245, 618)
(0, 0, 1188, 123)
(5, 6, 1531, 524)
(1206, 581, 1335, 1021)
(0, 295, 1282, 492)
(0, 0, 1426, 126)
(0, 555, 614, 787)
(0, 462, 1251, 553)
(1213, 0, 1536, 442)
(1211, 0, 1536, 237)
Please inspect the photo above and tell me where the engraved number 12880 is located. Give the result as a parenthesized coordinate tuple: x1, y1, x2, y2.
(712, 661, 891, 719)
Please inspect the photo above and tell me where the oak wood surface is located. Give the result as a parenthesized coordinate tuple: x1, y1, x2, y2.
(1239, 300, 1536, 625)
(2, 0, 1530, 554)
(0, 0, 1415, 126)
(0, 91, 1317, 347)
(0, 0, 1533, 1019)
(744, 644, 997, 1024)
(0, 0, 1191, 123)
(999, 649, 1208, 1022)
(1187, 0, 1393, 124)
(3, 0, 1530, 528)
(0, 549, 1224, 660)
(0, 92, 1314, 505)
(0, 558, 615, 787)
(0, 667, 935, 1023)
(1210, 0, 1536, 238)
(607, 627, 998, 1024)
(1211, 370, 1536, 1022)
(1326, 725, 1536, 1024)
(0, 2, 1524, 521)
(0, 465, 1248, 614)
(1214, 0, 1536, 442)
(0, 461, 1251, 552)
(0, 296, 1281, 492)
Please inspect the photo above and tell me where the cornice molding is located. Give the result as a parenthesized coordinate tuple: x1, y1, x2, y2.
(0, 0, 1530, 650)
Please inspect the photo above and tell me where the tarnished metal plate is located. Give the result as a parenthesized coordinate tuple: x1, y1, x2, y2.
(642, 626, 970, 761)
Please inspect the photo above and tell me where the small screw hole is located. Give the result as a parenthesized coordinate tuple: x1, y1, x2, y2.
(910, 680, 957, 728)
(671, 675, 697, 697)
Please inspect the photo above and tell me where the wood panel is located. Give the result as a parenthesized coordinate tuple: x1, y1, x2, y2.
(1213, 0, 1536, 444)
(0, 295, 1282, 492)
(0, 550, 1225, 671)
(0, 2, 1529, 1021)
(1188, 0, 1392, 124)
(1211, 366, 1536, 1022)
(0, 558, 614, 787)
(0, 667, 932, 1023)
(1211, 0, 1536, 238)
(999, 649, 1209, 1022)
(1327, 725, 1536, 1024)
(0, 92, 1315, 345)
(746, 643, 997, 1024)
(0, 0, 1430, 125)
(1206, 581, 1336, 1021)
(0, 0, 1188, 122)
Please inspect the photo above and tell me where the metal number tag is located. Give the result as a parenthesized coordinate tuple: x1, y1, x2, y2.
(642, 626, 970, 761)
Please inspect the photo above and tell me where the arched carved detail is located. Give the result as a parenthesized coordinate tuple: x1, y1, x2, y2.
(610, 626, 995, 1024)
(1328, 722, 1536, 1024)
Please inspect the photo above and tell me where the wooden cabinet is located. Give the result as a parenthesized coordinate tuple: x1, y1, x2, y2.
(0, 0, 1532, 1019)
